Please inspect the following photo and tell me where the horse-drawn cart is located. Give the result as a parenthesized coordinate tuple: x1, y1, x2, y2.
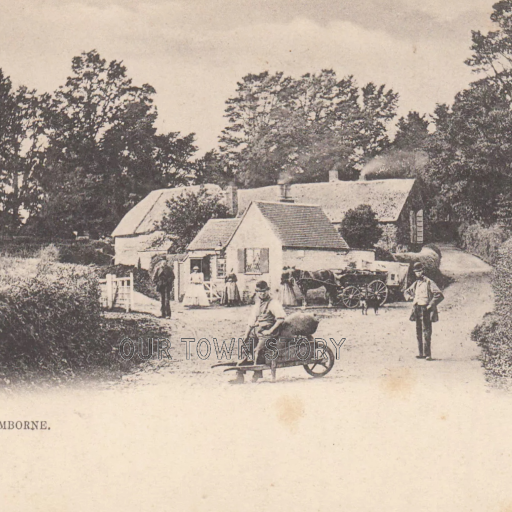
(334, 269, 389, 308)
(283, 267, 390, 308)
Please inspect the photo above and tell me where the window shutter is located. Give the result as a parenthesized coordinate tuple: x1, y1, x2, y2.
(416, 210, 424, 244)
(260, 248, 269, 273)
(410, 211, 417, 243)
(237, 249, 245, 273)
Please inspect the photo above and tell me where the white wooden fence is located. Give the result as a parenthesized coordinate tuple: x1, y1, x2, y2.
(204, 280, 223, 301)
(99, 273, 134, 312)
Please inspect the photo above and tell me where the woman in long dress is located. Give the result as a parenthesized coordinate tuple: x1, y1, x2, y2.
(183, 266, 210, 307)
(280, 268, 298, 306)
(221, 270, 241, 307)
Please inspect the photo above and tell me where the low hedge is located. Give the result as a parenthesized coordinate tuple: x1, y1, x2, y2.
(0, 258, 102, 383)
(0, 257, 170, 386)
(472, 238, 512, 385)
(458, 223, 508, 265)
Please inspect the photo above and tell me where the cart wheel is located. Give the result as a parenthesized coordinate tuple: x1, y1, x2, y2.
(341, 286, 362, 308)
(368, 279, 388, 305)
(304, 345, 335, 378)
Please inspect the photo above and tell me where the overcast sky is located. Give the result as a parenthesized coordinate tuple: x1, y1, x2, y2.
(0, 0, 496, 151)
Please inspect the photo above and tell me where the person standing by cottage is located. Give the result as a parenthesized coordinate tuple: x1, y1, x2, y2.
(221, 269, 241, 307)
(183, 266, 210, 308)
(152, 259, 175, 318)
(233, 280, 286, 383)
(280, 268, 298, 306)
(405, 262, 444, 360)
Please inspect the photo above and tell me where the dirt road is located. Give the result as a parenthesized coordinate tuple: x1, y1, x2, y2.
(5, 246, 512, 512)
(124, 243, 493, 389)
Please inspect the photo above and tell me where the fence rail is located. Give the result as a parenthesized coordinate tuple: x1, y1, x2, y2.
(204, 281, 222, 301)
(99, 273, 134, 312)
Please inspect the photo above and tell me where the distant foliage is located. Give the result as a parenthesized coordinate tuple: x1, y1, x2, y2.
(157, 186, 232, 252)
(58, 241, 114, 266)
(339, 204, 383, 249)
(458, 223, 509, 265)
(472, 238, 512, 385)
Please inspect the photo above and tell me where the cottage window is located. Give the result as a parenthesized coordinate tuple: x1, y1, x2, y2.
(237, 248, 269, 274)
(217, 259, 226, 278)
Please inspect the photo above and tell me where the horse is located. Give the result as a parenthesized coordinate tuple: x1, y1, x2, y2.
(150, 256, 175, 318)
(284, 267, 338, 307)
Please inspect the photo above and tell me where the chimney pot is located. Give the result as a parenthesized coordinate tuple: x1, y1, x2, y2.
(278, 183, 294, 203)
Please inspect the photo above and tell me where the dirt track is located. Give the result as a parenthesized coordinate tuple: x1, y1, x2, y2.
(6, 246, 512, 512)
(122, 243, 493, 389)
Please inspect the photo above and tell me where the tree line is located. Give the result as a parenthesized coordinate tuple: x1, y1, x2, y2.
(2, 0, 512, 238)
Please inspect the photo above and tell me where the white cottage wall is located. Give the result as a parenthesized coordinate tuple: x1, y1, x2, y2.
(115, 234, 153, 266)
(225, 205, 283, 298)
(283, 249, 349, 270)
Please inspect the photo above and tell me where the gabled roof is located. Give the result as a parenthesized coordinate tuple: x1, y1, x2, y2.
(187, 218, 240, 251)
(112, 184, 223, 237)
(247, 201, 349, 250)
(237, 179, 416, 223)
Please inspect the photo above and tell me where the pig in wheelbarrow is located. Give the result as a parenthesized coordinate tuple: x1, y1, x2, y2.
(212, 312, 335, 383)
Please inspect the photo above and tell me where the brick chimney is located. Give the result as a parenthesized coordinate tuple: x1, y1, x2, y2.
(224, 184, 238, 216)
(277, 180, 294, 203)
(329, 169, 339, 182)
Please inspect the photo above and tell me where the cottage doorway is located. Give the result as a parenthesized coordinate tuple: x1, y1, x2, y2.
(190, 257, 211, 281)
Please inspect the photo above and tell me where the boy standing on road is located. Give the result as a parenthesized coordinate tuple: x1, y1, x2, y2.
(405, 262, 444, 361)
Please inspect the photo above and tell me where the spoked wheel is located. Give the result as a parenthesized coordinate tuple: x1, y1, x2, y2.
(368, 279, 389, 305)
(304, 345, 335, 378)
(341, 286, 362, 308)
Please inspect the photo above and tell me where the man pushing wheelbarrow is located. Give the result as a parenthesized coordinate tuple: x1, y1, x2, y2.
(218, 280, 334, 384)
(234, 280, 286, 384)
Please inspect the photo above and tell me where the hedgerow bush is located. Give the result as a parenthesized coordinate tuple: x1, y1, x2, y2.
(58, 241, 114, 266)
(472, 238, 512, 385)
(0, 258, 102, 383)
(0, 257, 170, 386)
(458, 223, 508, 265)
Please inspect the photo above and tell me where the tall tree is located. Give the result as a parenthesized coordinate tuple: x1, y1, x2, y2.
(35, 50, 198, 237)
(466, 0, 512, 96)
(219, 70, 398, 187)
(393, 111, 430, 151)
(0, 70, 47, 234)
(426, 81, 512, 224)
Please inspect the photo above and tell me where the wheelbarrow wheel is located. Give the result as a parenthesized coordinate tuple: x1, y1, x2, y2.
(303, 345, 335, 378)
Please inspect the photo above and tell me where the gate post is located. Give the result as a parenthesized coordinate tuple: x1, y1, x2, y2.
(129, 272, 134, 312)
(106, 274, 114, 309)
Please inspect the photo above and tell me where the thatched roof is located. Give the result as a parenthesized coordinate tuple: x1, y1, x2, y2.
(244, 201, 349, 250)
(238, 179, 416, 223)
(188, 218, 240, 251)
(112, 184, 223, 237)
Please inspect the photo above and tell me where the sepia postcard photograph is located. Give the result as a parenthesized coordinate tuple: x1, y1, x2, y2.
(1, 0, 512, 510)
